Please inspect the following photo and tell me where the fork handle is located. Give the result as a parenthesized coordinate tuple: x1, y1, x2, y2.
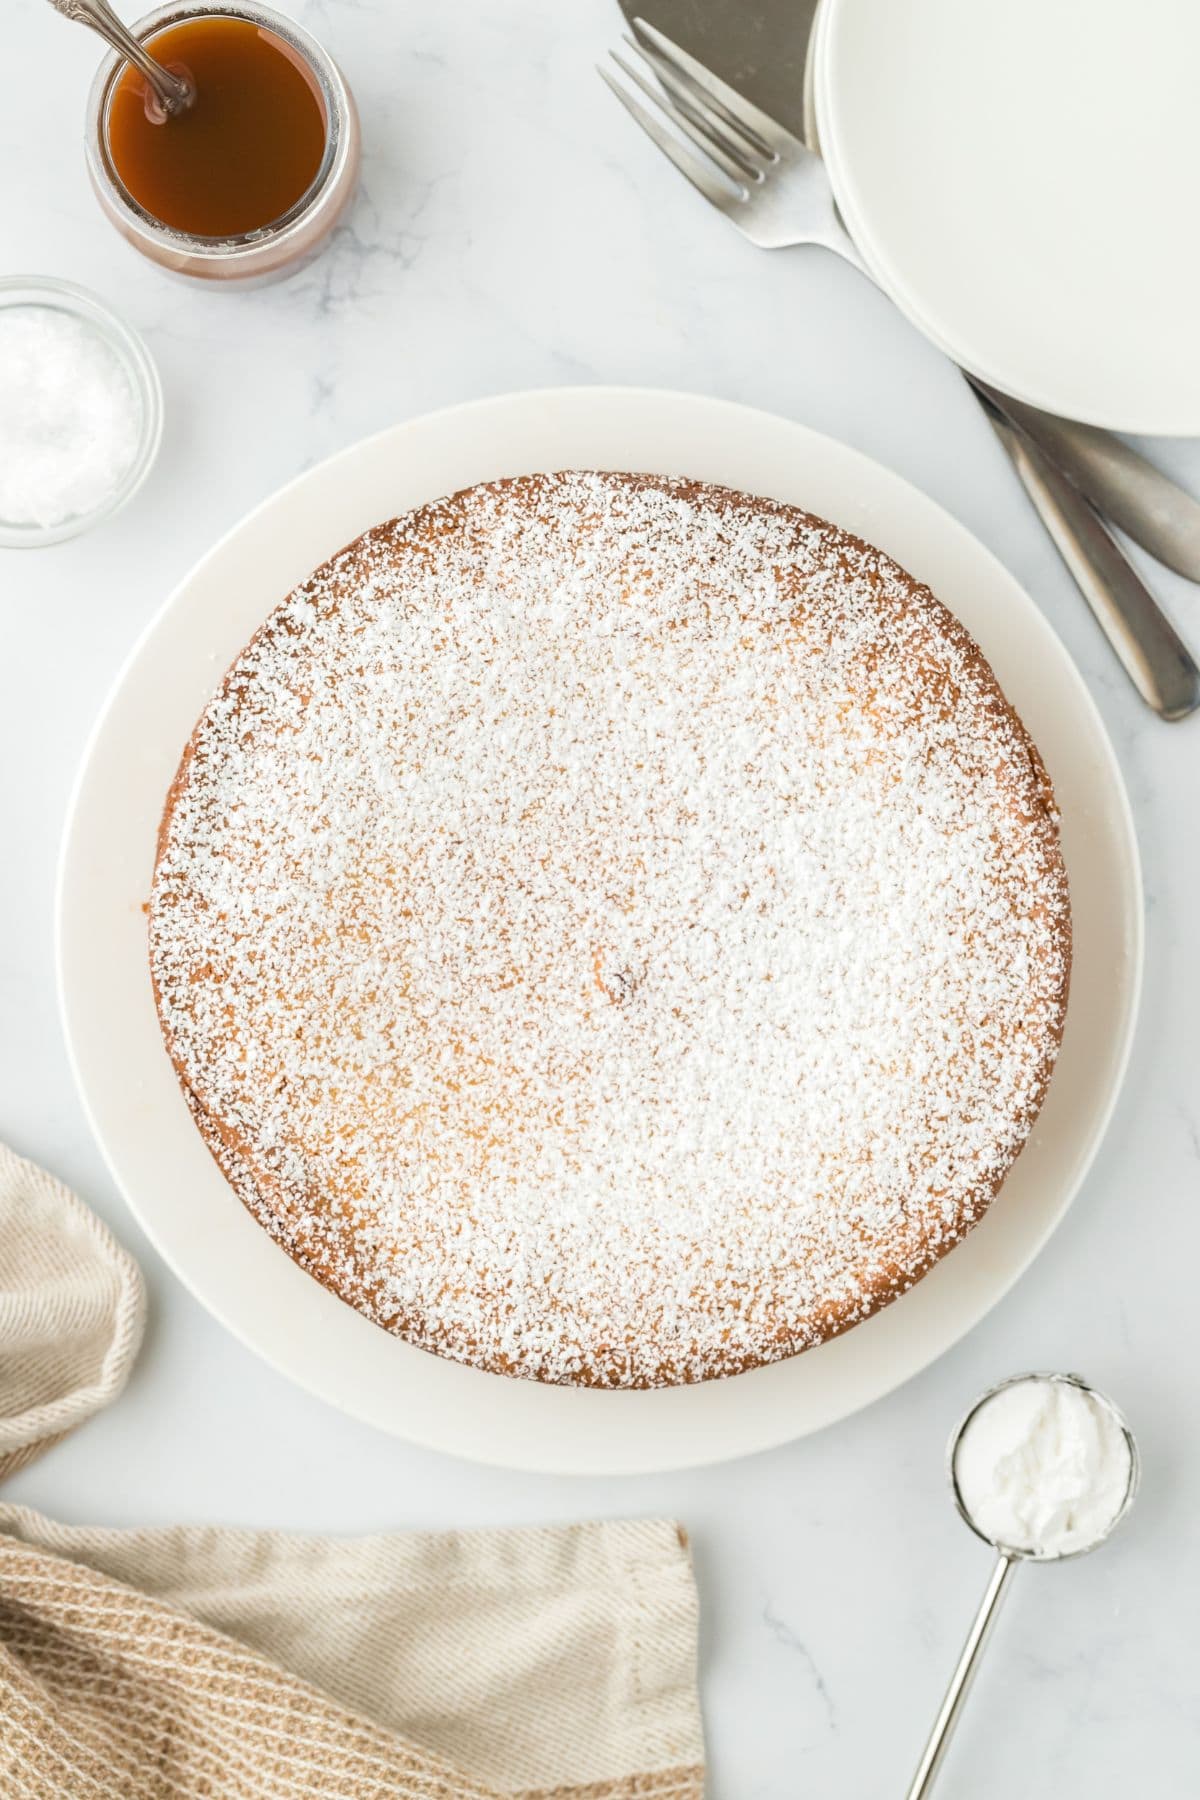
(986, 406, 1200, 719)
(818, 213, 867, 275)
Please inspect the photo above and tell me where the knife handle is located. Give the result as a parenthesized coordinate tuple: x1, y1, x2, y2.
(987, 411, 1200, 720)
(972, 378, 1200, 584)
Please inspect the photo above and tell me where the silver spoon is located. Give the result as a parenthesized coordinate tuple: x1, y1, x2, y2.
(47, 0, 195, 120)
(906, 1372, 1140, 1799)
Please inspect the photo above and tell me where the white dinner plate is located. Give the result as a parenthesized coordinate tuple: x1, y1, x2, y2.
(813, 0, 1200, 434)
(58, 387, 1141, 1474)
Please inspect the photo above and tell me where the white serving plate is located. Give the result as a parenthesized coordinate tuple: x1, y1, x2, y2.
(813, 0, 1200, 434)
(57, 387, 1141, 1474)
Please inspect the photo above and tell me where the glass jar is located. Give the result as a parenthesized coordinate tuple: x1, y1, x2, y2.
(85, 2, 360, 284)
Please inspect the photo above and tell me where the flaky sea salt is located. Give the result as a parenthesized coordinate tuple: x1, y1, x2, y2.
(0, 306, 141, 529)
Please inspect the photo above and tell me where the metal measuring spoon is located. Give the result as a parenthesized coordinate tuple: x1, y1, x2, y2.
(906, 1372, 1140, 1799)
(47, 0, 195, 120)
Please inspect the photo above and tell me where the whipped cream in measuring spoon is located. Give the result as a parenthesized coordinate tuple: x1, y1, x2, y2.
(953, 1373, 1132, 1558)
(906, 1374, 1139, 1798)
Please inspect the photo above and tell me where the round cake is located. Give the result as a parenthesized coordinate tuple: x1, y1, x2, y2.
(149, 471, 1071, 1388)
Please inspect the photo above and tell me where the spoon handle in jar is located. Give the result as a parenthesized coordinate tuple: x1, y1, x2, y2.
(905, 1552, 1018, 1800)
(45, 0, 193, 115)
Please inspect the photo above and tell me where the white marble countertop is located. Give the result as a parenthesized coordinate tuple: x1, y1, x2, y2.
(3, 0, 1199, 1792)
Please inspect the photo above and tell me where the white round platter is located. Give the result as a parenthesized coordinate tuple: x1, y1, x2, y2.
(813, 0, 1200, 434)
(58, 386, 1142, 1474)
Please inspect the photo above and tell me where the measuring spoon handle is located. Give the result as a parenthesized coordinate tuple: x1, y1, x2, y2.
(905, 1552, 1018, 1800)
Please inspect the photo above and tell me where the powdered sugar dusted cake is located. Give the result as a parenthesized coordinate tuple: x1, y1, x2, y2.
(149, 471, 1071, 1388)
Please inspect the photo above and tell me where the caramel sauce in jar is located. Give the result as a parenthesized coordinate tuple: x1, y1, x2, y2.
(107, 16, 326, 237)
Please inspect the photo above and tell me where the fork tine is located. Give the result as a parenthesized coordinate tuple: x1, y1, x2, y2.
(620, 37, 768, 181)
(598, 63, 742, 217)
(631, 17, 802, 157)
(611, 50, 758, 189)
(629, 31, 775, 166)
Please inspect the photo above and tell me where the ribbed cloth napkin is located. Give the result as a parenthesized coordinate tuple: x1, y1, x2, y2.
(0, 1143, 705, 1798)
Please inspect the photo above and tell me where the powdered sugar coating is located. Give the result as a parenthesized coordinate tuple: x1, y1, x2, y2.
(149, 472, 1070, 1387)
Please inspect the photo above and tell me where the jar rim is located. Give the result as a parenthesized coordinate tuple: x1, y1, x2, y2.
(85, 2, 353, 257)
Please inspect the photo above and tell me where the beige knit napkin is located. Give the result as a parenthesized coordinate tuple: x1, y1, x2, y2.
(0, 1144, 705, 1798)
(0, 1142, 145, 1480)
(0, 1509, 704, 1800)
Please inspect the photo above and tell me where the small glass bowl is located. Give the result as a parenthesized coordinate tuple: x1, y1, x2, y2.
(0, 277, 164, 550)
(85, 3, 361, 284)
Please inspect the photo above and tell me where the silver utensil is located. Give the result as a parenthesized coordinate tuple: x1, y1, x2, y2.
(619, 0, 816, 145)
(601, 19, 1200, 717)
(907, 1373, 1140, 1799)
(970, 378, 1200, 584)
(600, 19, 864, 262)
(981, 399, 1200, 719)
(47, 0, 194, 119)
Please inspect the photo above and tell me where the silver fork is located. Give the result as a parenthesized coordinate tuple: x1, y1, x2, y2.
(599, 19, 861, 263)
(599, 18, 1200, 720)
